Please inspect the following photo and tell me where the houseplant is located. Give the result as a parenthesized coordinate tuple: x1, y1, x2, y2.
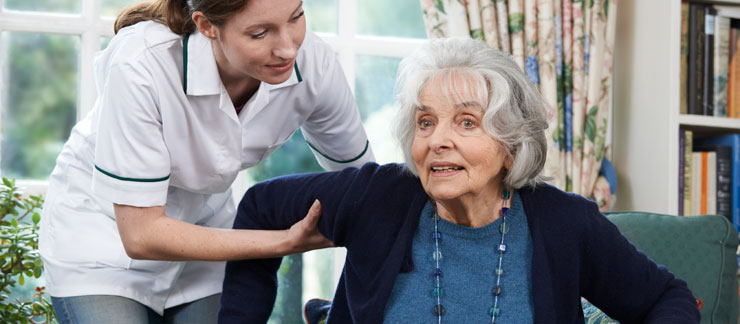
(0, 177, 55, 323)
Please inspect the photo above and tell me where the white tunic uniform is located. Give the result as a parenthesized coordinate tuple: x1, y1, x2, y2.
(39, 21, 374, 314)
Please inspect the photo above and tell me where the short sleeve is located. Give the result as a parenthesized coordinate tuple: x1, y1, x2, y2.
(91, 62, 170, 207)
(301, 52, 375, 171)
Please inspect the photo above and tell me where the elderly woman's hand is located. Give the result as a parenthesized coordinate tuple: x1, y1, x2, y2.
(284, 200, 334, 254)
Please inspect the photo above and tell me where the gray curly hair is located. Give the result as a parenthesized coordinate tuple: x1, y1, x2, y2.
(393, 37, 549, 189)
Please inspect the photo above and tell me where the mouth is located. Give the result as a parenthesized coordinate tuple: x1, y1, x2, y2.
(267, 60, 294, 73)
(430, 163, 464, 176)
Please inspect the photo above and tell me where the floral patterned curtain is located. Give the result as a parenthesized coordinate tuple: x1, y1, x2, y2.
(419, 0, 617, 211)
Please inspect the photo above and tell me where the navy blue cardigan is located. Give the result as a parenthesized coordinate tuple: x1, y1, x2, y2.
(219, 163, 699, 323)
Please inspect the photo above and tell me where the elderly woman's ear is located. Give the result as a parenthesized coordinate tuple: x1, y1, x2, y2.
(504, 156, 513, 170)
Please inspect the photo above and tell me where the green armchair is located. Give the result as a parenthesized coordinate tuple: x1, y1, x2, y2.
(583, 212, 739, 324)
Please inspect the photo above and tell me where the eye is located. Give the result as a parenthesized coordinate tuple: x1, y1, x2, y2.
(251, 29, 267, 39)
(419, 120, 433, 129)
(291, 11, 305, 22)
(461, 119, 475, 128)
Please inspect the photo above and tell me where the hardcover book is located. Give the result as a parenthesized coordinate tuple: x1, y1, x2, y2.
(703, 7, 716, 116)
(715, 15, 730, 117)
(716, 146, 733, 222)
(695, 134, 740, 232)
(688, 4, 706, 115)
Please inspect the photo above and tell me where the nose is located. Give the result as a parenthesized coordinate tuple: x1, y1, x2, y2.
(428, 122, 454, 154)
(272, 29, 297, 61)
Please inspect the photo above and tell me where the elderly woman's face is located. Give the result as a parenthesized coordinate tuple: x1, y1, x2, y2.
(411, 75, 510, 202)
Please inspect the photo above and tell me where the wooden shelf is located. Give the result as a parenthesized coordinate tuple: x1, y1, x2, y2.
(691, 0, 740, 5)
(679, 114, 740, 135)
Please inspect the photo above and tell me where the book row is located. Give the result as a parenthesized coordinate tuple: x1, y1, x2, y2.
(682, 2, 740, 117)
(679, 130, 738, 233)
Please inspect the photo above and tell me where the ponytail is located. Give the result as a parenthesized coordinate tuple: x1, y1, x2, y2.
(114, 0, 195, 35)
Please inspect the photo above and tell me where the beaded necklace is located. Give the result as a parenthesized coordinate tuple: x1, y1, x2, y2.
(431, 188, 511, 324)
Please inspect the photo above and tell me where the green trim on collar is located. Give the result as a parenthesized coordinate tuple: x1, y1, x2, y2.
(95, 165, 170, 183)
(294, 61, 302, 82)
(306, 140, 369, 164)
(183, 34, 190, 93)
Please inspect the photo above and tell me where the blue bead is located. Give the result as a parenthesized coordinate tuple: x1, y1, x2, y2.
(434, 268, 442, 276)
(433, 287, 443, 296)
(502, 189, 510, 199)
(432, 231, 442, 241)
(489, 306, 501, 316)
(501, 207, 509, 215)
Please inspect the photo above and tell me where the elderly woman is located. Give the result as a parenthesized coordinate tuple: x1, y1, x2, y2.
(218, 38, 699, 323)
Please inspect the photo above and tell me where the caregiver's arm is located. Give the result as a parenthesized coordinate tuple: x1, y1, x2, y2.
(113, 200, 330, 261)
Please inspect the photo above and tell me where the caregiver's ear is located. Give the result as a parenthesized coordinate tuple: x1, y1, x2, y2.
(192, 11, 218, 40)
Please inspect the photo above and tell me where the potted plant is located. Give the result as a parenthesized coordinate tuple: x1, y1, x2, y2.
(0, 178, 55, 323)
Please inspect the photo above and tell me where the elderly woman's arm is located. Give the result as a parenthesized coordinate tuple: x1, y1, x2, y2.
(217, 162, 422, 323)
(579, 203, 700, 323)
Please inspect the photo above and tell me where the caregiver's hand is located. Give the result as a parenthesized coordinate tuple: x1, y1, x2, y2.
(285, 200, 333, 254)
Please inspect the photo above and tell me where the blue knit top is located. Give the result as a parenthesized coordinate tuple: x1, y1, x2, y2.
(383, 191, 534, 323)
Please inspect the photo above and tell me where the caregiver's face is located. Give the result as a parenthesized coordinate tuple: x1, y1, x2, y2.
(213, 0, 306, 84)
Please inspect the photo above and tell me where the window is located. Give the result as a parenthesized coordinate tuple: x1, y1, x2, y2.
(0, 0, 138, 310)
(257, 1, 427, 322)
(0, 0, 426, 320)
(0, 0, 138, 196)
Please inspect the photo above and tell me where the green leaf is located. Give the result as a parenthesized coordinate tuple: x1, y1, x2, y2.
(470, 29, 484, 40)
(508, 13, 524, 34)
(1, 178, 11, 188)
(10, 218, 17, 228)
(31, 213, 40, 225)
(18, 274, 24, 286)
(584, 106, 599, 142)
(33, 267, 41, 278)
(434, 0, 445, 14)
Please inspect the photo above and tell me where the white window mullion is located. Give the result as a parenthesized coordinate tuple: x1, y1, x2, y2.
(16, 179, 48, 197)
(353, 36, 425, 58)
(336, 0, 356, 94)
(78, 0, 100, 120)
(0, 12, 88, 34)
(328, 0, 358, 286)
(78, 31, 98, 120)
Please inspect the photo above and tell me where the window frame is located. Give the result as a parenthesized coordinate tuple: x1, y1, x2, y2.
(1, 0, 425, 196)
(0, 0, 111, 196)
(0, 0, 426, 311)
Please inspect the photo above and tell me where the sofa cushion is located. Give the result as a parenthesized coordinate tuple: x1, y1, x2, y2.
(605, 212, 739, 324)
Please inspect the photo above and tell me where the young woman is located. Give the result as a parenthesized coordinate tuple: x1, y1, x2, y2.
(38, 0, 373, 322)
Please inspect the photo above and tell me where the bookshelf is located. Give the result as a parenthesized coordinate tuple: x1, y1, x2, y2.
(612, 0, 740, 214)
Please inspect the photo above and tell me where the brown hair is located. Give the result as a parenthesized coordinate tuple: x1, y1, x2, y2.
(114, 0, 249, 36)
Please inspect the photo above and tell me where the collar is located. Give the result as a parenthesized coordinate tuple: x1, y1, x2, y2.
(183, 31, 304, 96)
(182, 31, 222, 96)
